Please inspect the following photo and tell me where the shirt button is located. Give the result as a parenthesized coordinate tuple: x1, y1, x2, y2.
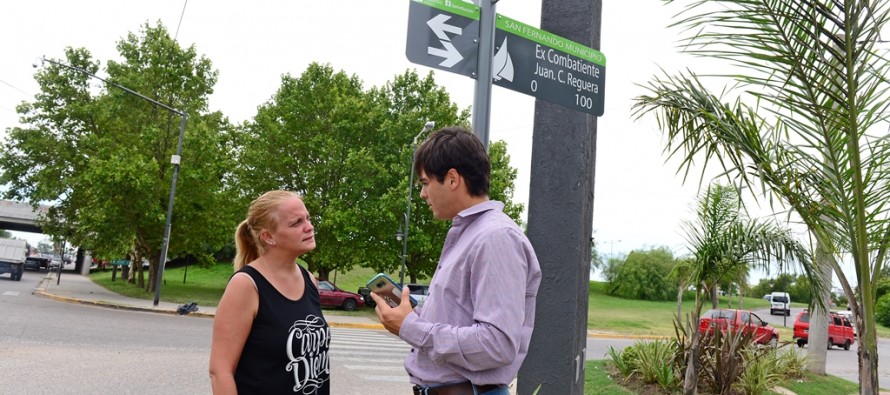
(411, 348, 415, 353)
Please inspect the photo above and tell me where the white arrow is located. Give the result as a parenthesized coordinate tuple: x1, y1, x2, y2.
(427, 41, 463, 68)
(427, 14, 462, 41)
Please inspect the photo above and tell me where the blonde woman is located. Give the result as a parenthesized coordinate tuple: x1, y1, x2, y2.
(209, 191, 330, 394)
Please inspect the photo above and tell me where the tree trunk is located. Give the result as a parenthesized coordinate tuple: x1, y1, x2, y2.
(711, 286, 718, 309)
(677, 285, 684, 320)
(858, 294, 880, 394)
(683, 293, 704, 395)
(806, 242, 832, 374)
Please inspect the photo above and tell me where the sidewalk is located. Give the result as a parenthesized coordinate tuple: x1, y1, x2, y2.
(35, 271, 386, 330)
(35, 271, 638, 339)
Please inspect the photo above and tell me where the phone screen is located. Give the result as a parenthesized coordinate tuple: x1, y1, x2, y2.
(367, 273, 417, 308)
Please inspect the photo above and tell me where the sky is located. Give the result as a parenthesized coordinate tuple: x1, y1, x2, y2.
(0, 1, 820, 283)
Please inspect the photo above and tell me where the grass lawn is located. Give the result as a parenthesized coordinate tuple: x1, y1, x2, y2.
(89, 262, 890, 339)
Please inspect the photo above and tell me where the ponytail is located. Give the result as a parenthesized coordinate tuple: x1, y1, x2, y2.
(233, 220, 261, 271)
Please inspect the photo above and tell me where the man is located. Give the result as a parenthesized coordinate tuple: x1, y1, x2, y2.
(372, 127, 541, 395)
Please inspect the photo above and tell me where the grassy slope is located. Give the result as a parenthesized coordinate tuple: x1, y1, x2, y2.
(90, 264, 889, 338)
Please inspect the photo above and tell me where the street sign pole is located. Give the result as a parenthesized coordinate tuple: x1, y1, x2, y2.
(471, 0, 496, 149)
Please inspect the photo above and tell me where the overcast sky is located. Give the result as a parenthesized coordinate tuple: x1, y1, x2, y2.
(1, 1, 812, 283)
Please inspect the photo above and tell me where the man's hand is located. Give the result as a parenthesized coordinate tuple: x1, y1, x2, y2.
(370, 285, 414, 336)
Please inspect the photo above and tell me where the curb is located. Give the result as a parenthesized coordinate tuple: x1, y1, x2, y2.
(33, 276, 664, 337)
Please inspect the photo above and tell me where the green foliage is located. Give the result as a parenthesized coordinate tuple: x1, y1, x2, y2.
(875, 278, 890, 301)
(634, 0, 890, 390)
(1, 22, 235, 292)
(606, 247, 676, 301)
(733, 350, 783, 395)
(699, 327, 757, 395)
(774, 346, 809, 379)
(234, 65, 519, 283)
(607, 346, 635, 378)
(634, 339, 680, 391)
(875, 293, 890, 327)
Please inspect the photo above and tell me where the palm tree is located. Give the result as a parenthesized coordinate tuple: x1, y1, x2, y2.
(632, 1, 890, 393)
(677, 184, 817, 394)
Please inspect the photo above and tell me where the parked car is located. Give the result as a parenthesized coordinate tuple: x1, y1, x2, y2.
(23, 256, 49, 271)
(317, 280, 365, 311)
(406, 283, 430, 307)
(793, 310, 855, 350)
(699, 308, 779, 347)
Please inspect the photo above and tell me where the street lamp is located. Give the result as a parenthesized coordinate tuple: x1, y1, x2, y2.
(34, 56, 187, 306)
(399, 121, 435, 286)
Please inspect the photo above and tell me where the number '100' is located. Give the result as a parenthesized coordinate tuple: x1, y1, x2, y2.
(575, 94, 593, 109)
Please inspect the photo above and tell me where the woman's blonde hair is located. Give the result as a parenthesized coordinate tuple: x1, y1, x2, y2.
(233, 190, 302, 271)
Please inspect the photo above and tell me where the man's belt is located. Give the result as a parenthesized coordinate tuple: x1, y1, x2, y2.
(412, 381, 503, 395)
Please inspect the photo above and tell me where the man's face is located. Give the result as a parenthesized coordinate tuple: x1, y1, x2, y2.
(418, 170, 453, 220)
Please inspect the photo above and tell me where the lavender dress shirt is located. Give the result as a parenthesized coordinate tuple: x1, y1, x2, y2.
(399, 200, 542, 386)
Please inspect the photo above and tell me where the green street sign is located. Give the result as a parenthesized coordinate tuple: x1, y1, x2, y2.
(405, 0, 606, 116)
(493, 14, 606, 116)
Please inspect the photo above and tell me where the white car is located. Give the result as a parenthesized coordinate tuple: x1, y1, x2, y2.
(406, 283, 430, 307)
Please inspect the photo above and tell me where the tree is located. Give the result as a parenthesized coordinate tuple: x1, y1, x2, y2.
(633, 1, 890, 392)
(236, 66, 521, 283)
(0, 22, 235, 292)
(606, 247, 676, 301)
(671, 184, 815, 394)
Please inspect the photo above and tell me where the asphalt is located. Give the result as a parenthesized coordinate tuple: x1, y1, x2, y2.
(34, 270, 654, 339)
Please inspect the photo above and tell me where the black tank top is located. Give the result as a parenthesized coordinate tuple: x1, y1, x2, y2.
(234, 264, 331, 394)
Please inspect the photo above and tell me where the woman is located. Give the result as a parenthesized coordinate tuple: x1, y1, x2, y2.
(209, 191, 330, 394)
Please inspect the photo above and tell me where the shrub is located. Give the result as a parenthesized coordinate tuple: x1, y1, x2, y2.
(699, 327, 757, 394)
(775, 345, 809, 378)
(877, 293, 890, 327)
(734, 349, 782, 395)
(606, 247, 676, 301)
(634, 339, 680, 391)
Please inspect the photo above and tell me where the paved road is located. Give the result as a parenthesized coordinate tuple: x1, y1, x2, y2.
(0, 271, 416, 394)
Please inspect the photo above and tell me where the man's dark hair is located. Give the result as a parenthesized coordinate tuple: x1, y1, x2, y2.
(413, 126, 490, 197)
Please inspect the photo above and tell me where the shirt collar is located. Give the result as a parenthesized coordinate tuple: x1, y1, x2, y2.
(453, 200, 503, 223)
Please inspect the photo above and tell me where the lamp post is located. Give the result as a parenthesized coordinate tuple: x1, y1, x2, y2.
(606, 239, 622, 260)
(395, 224, 405, 285)
(34, 56, 187, 306)
(398, 121, 435, 286)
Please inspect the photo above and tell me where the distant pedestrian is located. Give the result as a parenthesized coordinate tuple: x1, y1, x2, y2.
(209, 190, 330, 394)
(371, 127, 541, 395)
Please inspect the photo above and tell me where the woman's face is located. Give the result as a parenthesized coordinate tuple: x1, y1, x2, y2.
(268, 196, 316, 256)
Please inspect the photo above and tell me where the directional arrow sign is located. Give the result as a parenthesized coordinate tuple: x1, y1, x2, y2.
(406, 0, 479, 78)
(492, 15, 606, 116)
(406, 0, 606, 116)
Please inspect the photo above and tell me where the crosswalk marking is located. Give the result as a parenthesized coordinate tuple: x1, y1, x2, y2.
(3, 291, 19, 296)
(331, 327, 411, 384)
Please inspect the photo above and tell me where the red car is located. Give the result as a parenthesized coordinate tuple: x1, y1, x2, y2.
(317, 280, 365, 311)
(699, 309, 779, 347)
(793, 310, 855, 350)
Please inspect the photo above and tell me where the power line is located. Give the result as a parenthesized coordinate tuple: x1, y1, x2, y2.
(0, 79, 30, 97)
(174, 0, 189, 41)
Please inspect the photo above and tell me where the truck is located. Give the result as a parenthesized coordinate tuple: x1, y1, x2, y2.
(0, 238, 28, 281)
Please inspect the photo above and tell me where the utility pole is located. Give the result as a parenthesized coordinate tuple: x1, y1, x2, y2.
(518, 0, 602, 393)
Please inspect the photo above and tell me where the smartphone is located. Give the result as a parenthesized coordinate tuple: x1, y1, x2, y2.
(367, 273, 418, 308)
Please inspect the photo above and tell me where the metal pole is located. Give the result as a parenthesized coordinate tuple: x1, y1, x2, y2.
(471, 0, 496, 149)
(154, 114, 187, 306)
(400, 122, 435, 286)
(33, 56, 187, 307)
